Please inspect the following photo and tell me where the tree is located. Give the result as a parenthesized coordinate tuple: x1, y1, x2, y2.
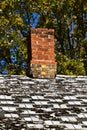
(0, 0, 87, 75)
(0, 0, 35, 75)
(35, 0, 87, 75)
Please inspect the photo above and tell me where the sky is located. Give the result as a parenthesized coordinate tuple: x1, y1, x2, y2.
(0, 12, 87, 74)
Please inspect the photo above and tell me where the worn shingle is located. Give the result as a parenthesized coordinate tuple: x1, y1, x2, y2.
(0, 74, 87, 129)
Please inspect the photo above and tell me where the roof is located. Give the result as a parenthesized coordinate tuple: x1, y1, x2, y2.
(0, 74, 87, 130)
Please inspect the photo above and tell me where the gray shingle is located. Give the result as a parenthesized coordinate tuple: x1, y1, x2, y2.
(0, 74, 87, 129)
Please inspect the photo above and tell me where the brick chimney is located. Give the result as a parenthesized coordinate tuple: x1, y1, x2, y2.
(28, 28, 57, 78)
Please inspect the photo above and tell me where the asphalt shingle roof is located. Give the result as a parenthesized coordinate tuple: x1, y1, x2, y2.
(0, 74, 87, 130)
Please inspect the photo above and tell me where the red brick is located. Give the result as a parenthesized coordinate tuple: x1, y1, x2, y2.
(29, 28, 57, 78)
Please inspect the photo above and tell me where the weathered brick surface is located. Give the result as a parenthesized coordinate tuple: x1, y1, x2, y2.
(30, 63, 56, 78)
(29, 28, 57, 78)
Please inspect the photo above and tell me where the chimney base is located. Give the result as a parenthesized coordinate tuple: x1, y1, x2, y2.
(30, 60, 57, 78)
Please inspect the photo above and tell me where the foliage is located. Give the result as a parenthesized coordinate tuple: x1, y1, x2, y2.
(35, 0, 87, 75)
(0, 0, 33, 75)
(80, 39, 87, 74)
(0, 0, 87, 75)
(56, 53, 86, 75)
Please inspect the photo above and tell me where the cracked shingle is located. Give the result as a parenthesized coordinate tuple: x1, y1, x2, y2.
(0, 75, 87, 129)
